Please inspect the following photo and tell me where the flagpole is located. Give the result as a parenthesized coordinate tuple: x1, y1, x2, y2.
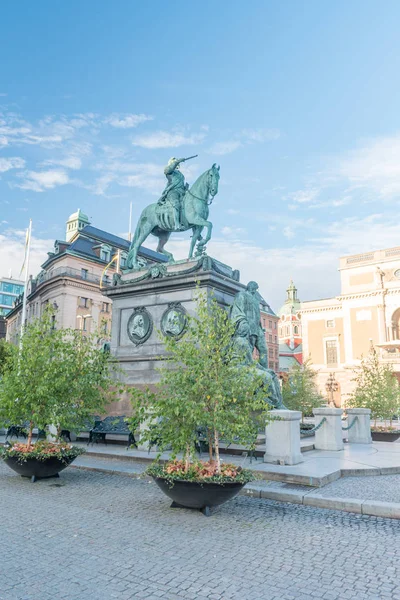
(128, 202, 132, 242)
(20, 219, 32, 344)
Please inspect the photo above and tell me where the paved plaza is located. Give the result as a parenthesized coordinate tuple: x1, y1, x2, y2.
(1, 462, 400, 600)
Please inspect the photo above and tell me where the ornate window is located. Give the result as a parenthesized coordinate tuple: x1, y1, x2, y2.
(326, 340, 338, 367)
(326, 319, 335, 328)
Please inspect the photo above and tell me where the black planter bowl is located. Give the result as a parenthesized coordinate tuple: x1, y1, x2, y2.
(371, 431, 400, 442)
(152, 476, 245, 516)
(4, 455, 77, 482)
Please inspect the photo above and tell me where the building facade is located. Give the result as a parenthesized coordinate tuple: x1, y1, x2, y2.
(301, 246, 400, 406)
(260, 298, 280, 372)
(0, 277, 24, 316)
(278, 280, 303, 372)
(6, 210, 166, 344)
(0, 316, 6, 339)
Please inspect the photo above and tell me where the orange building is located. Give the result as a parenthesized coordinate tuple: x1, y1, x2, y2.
(301, 246, 400, 405)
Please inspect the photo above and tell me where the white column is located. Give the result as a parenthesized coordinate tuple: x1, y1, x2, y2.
(346, 408, 372, 444)
(264, 410, 304, 465)
(313, 407, 344, 451)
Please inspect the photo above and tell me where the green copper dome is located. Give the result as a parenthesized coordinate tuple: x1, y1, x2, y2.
(279, 280, 301, 317)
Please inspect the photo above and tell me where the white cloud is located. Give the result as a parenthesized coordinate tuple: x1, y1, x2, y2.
(0, 229, 52, 280)
(335, 134, 400, 198)
(0, 111, 98, 150)
(0, 157, 25, 173)
(313, 213, 400, 255)
(208, 141, 242, 155)
(42, 156, 82, 170)
(221, 226, 247, 236)
(0, 93, 7, 97)
(283, 226, 295, 239)
(131, 130, 206, 149)
(290, 188, 320, 204)
(16, 169, 69, 192)
(104, 113, 153, 128)
(85, 174, 116, 196)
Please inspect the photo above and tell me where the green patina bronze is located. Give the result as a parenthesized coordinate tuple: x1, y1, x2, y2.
(231, 281, 285, 409)
(126, 157, 220, 270)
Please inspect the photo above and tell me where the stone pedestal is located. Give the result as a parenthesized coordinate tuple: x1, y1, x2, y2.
(104, 256, 242, 397)
(264, 410, 304, 465)
(47, 424, 57, 442)
(346, 408, 372, 444)
(313, 407, 344, 451)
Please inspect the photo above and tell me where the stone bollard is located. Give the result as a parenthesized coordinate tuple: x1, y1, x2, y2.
(137, 418, 153, 452)
(313, 407, 344, 451)
(264, 410, 304, 465)
(345, 408, 372, 444)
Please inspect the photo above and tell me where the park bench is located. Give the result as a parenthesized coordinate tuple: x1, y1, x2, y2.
(5, 423, 47, 441)
(88, 416, 137, 448)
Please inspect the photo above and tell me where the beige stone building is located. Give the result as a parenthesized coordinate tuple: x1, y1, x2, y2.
(301, 246, 400, 406)
(6, 209, 165, 344)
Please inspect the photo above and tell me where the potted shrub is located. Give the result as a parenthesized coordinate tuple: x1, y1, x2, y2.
(128, 292, 269, 516)
(348, 347, 400, 442)
(0, 306, 117, 481)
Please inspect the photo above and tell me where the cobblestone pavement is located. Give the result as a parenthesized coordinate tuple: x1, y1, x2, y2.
(1, 462, 400, 600)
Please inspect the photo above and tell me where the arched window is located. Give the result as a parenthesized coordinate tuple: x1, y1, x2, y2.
(294, 325, 299, 335)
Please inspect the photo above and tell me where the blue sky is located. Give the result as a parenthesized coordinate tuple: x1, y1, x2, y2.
(1, 0, 399, 310)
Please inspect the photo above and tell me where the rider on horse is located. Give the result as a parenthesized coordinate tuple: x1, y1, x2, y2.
(157, 155, 197, 230)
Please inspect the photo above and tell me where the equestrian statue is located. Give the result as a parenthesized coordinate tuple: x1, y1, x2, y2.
(126, 156, 220, 270)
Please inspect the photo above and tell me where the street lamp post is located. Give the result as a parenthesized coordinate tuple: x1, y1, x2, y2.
(325, 372, 339, 407)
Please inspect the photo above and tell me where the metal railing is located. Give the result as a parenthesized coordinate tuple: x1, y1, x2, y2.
(35, 266, 101, 287)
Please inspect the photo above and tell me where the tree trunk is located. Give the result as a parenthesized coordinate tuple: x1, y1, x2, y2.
(214, 429, 221, 474)
(184, 444, 190, 473)
(207, 429, 213, 463)
(27, 421, 33, 449)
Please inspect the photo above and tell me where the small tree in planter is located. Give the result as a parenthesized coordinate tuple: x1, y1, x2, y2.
(128, 293, 270, 515)
(348, 348, 400, 437)
(0, 306, 117, 481)
(282, 358, 323, 424)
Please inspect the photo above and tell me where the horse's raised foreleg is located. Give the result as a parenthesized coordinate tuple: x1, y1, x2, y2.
(189, 226, 203, 259)
(190, 217, 212, 250)
(156, 231, 174, 262)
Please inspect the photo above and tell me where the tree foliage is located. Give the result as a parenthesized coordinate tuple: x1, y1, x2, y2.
(348, 349, 400, 428)
(128, 292, 270, 473)
(0, 305, 117, 446)
(0, 339, 12, 377)
(281, 357, 323, 421)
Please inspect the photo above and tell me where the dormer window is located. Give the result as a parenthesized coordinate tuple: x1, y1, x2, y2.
(120, 252, 127, 268)
(100, 245, 112, 262)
